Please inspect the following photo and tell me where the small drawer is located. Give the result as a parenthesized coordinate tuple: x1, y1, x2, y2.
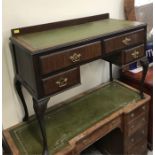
(42, 68, 80, 96)
(126, 113, 148, 137)
(104, 29, 145, 53)
(103, 45, 145, 66)
(125, 103, 148, 123)
(127, 140, 147, 155)
(39, 41, 102, 75)
(126, 127, 147, 149)
(123, 44, 145, 64)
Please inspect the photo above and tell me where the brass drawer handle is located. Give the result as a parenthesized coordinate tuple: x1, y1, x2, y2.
(122, 37, 131, 45)
(130, 113, 135, 118)
(142, 117, 145, 122)
(70, 53, 81, 62)
(131, 50, 139, 59)
(142, 106, 146, 110)
(131, 138, 135, 143)
(56, 77, 68, 88)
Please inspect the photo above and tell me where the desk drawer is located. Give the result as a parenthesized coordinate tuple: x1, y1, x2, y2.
(39, 41, 102, 75)
(125, 103, 148, 124)
(126, 113, 147, 137)
(72, 116, 122, 154)
(104, 29, 145, 53)
(126, 126, 147, 149)
(123, 44, 145, 64)
(127, 140, 147, 155)
(42, 68, 80, 96)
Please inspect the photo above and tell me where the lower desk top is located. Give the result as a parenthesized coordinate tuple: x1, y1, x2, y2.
(5, 81, 143, 154)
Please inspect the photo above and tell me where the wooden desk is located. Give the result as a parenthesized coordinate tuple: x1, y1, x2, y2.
(120, 67, 153, 150)
(8, 13, 149, 155)
(3, 81, 150, 155)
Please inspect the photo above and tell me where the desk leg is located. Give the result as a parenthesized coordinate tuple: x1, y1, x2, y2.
(109, 62, 113, 81)
(33, 98, 50, 155)
(15, 79, 29, 121)
(140, 59, 149, 99)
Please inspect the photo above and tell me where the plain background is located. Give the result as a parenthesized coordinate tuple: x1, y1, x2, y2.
(2, 0, 126, 129)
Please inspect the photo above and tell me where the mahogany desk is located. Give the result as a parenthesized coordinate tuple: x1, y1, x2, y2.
(8, 13, 149, 154)
(3, 81, 150, 155)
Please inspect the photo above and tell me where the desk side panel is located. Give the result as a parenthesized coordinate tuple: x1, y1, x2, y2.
(13, 44, 37, 97)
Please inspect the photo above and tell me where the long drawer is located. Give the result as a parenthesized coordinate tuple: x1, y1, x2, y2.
(42, 68, 80, 96)
(104, 29, 145, 53)
(71, 116, 122, 154)
(39, 41, 102, 75)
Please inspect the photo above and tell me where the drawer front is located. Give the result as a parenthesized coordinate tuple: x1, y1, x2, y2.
(123, 44, 145, 64)
(39, 41, 102, 75)
(104, 29, 145, 53)
(73, 116, 122, 153)
(42, 68, 80, 96)
(125, 103, 148, 123)
(125, 126, 147, 149)
(127, 140, 147, 155)
(126, 113, 148, 137)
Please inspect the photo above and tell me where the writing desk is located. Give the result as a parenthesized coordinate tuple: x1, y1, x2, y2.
(4, 81, 150, 155)
(8, 13, 149, 155)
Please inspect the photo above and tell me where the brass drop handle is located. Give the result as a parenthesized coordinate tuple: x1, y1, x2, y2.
(70, 53, 81, 62)
(142, 106, 146, 110)
(131, 138, 135, 143)
(122, 37, 131, 45)
(56, 77, 68, 88)
(142, 117, 145, 122)
(130, 113, 135, 118)
(131, 50, 139, 59)
(141, 145, 145, 149)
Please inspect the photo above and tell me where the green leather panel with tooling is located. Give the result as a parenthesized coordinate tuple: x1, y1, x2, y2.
(15, 19, 144, 51)
(9, 81, 141, 154)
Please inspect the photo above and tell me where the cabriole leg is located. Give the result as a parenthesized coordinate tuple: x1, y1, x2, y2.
(15, 79, 29, 121)
(140, 59, 149, 99)
(33, 98, 50, 155)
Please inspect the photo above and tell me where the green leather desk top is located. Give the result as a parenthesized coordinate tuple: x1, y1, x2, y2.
(15, 19, 144, 52)
(8, 81, 141, 155)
